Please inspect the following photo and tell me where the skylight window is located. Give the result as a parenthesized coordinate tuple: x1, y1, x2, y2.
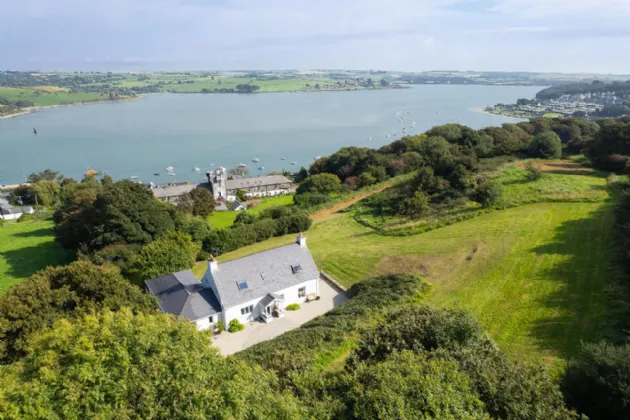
(237, 281, 249, 291)
(291, 264, 303, 274)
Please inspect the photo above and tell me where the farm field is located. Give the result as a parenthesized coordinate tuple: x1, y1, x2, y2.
(0, 218, 73, 296)
(156, 77, 352, 93)
(206, 194, 294, 229)
(208, 165, 619, 369)
(0, 86, 118, 107)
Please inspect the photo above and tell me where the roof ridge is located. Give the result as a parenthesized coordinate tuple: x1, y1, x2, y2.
(218, 242, 299, 265)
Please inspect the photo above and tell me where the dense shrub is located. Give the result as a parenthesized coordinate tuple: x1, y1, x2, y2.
(471, 181, 501, 208)
(348, 306, 574, 420)
(528, 132, 562, 159)
(286, 303, 300, 311)
(135, 231, 200, 279)
(524, 160, 544, 181)
(293, 192, 331, 208)
(85, 243, 139, 276)
(55, 180, 180, 251)
(296, 173, 342, 195)
(563, 341, 630, 419)
(347, 351, 488, 419)
(0, 309, 305, 418)
(0, 261, 156, 363)
(177, 187, 216, 218)
(237, 274, 430, 377)
(229, 318, 245, 333)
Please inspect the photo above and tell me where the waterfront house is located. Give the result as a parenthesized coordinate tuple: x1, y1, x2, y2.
(204, 168, 294, 201)
(145, 234, 319, 330)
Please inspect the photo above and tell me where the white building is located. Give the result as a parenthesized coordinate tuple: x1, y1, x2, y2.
(204, 168, 294, 201)
(145, 234, 319, 330)
(0, 197, 34, 221)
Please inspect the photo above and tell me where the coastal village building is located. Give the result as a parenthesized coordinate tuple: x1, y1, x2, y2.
(0, 197, 34, 221)
(149, 182, 195, 203)
(145, 235, 319, 330)
(205, 168, 294, 201)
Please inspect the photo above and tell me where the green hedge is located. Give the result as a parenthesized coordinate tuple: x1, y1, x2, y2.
(237, 273, 430, 378)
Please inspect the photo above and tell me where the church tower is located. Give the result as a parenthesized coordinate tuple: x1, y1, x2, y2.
(206, 167, 227, 201)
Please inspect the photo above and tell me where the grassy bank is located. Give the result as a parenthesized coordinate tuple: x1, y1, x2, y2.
(0, 218, 73, 295)
(214, 164, 620, 370)
(206, 194, 294, 229)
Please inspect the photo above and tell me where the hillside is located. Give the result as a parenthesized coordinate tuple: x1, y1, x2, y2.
(213, 161, 622, 370)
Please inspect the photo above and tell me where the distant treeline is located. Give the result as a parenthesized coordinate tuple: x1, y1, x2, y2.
(536, 80, 630, 100)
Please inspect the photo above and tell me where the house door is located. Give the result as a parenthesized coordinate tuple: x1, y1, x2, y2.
(266, 305, 272, 315)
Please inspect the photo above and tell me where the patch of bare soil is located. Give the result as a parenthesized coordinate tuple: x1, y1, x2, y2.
(310, 184, 392, 223)
(517, 160, 593, 174)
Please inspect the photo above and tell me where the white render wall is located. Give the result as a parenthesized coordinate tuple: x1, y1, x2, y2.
(195, 315, 215, 331)
(0, 213, 21, 221)
(226, 189, 290, 202)
(221, 278, 319, 326)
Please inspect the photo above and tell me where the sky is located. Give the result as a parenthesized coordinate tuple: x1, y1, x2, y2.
(1, 0, 629, 74)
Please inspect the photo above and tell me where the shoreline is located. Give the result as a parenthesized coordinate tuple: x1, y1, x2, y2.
(0, 96, 143, 120)
(469, 107, 529, 120)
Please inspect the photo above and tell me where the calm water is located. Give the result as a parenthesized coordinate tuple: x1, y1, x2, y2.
(0, 85, 541, 185)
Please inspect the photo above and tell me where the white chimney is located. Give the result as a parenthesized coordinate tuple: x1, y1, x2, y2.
(208, 257, 218, 273)
(297, 233, 307, 247)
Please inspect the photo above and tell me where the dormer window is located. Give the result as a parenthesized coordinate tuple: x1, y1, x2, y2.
(291, 264, 302, 274)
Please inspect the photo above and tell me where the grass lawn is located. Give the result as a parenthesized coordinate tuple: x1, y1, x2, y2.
(544, 112, 564, 118)
(0, 86, 114, 107)
(206, 166, 619, 369)
(0, 218, 73, 295)
(206, 194, 294, 229)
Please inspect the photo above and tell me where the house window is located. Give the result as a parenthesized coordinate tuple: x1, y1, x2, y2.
(298, 287, 306, 298)
(208, 316, 213, 323)
(240, 305, 254, 315)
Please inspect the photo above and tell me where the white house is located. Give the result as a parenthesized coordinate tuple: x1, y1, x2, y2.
(0, 198, 34, 221)
(145, 234, 319, 330)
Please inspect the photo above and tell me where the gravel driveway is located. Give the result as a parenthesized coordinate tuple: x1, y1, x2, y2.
(212, 278, 348, 355)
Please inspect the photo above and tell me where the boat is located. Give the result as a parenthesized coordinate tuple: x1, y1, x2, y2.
(154, 173, 160, 176)
(130, 176, 139, 180)
(168, 172, 176, 176)
(193, 167, 201, 172)
(252, 157, 260, 162)
(84, 169, 98, 177)
(290, 161, 297, 165)
(313, 156, 321, 160)
(166, 166, 175, 172)
(238, 163, 247, 168)
(280, 157, 287, 160)
(258, 166, 265, 171)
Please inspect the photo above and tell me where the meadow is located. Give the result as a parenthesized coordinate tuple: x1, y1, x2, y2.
(206, 194, 294, 229)
(0, 218, 73, 295)
(0, 86, 117, 107)
(209, 164, 620, 369)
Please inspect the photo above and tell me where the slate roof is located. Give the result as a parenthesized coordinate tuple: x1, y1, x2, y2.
(230, 200, 245, 211)
(226, 175, 291, 191)
(259, 293, 284, 308)
(151, 184, 195, 200)
(145, 270, 221, 321)
(211, 242, 318, 309)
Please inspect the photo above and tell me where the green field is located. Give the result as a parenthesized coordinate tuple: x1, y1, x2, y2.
(0, 86, 116, 107)
(207, 165, 619, 369)
(0, 218, 73, 295)
(206, 194, 294, 229)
